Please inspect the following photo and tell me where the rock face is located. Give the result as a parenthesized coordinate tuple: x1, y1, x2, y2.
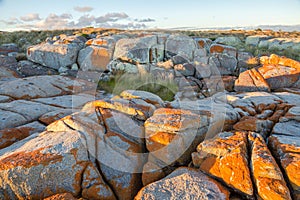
(0, 130, 114, 199)
(114, 35, 159, 64)
(249, 132, 291, 200)
(135, 167, 230, 200)
(1, 30, 300, 200)
(235, 54, 300, 92)
(192, 131, 253, 198)
(78, 36, 117, 71)
(27, 35, 86, 69)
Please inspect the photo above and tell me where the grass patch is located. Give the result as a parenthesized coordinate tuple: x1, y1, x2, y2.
(98, 72, 178, 101)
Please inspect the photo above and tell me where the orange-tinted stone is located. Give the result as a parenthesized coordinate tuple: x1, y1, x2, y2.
(268, 135, 300, 199)
(249, 133, 292, 200)
(192, 131, 253, 197)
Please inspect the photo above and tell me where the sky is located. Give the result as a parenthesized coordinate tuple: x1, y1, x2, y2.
(0, 0, 299, 31)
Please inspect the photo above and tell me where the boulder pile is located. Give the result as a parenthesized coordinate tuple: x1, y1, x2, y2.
(0, 31, 299, 199)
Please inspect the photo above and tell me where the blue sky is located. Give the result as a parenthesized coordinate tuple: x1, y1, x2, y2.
(0, 0, 299, 31)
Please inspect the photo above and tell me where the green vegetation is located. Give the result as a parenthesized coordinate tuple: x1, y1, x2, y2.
(98, 72, 178, 101)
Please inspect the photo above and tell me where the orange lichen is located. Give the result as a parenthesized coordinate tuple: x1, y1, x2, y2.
(0, 147, 63, 170)
(0, 127, 34, 149)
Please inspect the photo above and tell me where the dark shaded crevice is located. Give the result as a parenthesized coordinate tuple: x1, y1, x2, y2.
(94, 159, 119, 200)
(246, 134, 258, 200)
(95, 107, 108, 134)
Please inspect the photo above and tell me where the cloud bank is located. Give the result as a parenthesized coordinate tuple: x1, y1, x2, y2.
(0, 12, 156, 30)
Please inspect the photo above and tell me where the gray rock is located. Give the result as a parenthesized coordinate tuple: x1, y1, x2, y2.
(245, 35, 272, 46)
(27, 36, 86, 69)
(0, 43, 19, 56)
(209, 54, 238, 75)
(0, 109, 27, 129)
(0, 100, 59, 122)
(166, 35, 197, 61)
(113, 35, 158, 64)
(135, 167, 230, 200)
(0, 130, 97, 199)
(0, 75, 92, 100)
(215, 36, 243, 47)
(0, 95, 11, 103)
(33, 94, 94, 109)
(274, 92, 300, 106)
(120, 90, 164, 107)
(272, 120, 300, 137)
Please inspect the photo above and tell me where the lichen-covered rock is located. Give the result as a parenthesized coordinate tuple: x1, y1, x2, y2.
(235, 68, 271, 92)
(0, 130, 98, 199)
(235, 54, 300, 92)
(209, 44, 237, 57)
(135, 167, 230, 200)
(0, 121, 45, 149)
(192, 131, 253, 198)
(233, 116, 273, 136)
(249, 133, 292, 200)
(43, 193, 78, 200)
(268, 134, 300, 199)
(27, 36, 86, 69)
(145, 108, 208, 165)
(78, 45, 113, 71)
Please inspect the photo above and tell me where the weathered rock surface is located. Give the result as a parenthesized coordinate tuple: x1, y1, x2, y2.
(249, 132, 292, 200)
(114, 35, 159, 64)
(268, 134, 300, 199)
(235, 54, 300, 92)
(27, 36, 86, 69)
(166, 35, 198, 61)
(145, 108, 207, 165)
(192, 131, 253, 198)
(135, 167, 230, 200)
(0, 130, 111, 199)
(0, 75, 92, 100)
(0, 121, 45, 149)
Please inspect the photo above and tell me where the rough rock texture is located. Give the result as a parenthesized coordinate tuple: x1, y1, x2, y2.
(0, 130, 96, 199)
(27, 36, 86, 69)
(268, 135, 300, 199)
(0, 121, 45, 149)
(78, 36, 117, 71)
(135, 167, 230, 200)
(114, 35, 159, 64)
(166, 35, 198, 61)
(145, 108, 207, 165)
(0, 75, 92, 100)
(235, 54, 300, 92)
(192, 131, 253, 198)
(249, 132, 292, 200)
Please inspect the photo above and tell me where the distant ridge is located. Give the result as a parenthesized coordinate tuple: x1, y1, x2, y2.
(167, 24, 300, 32)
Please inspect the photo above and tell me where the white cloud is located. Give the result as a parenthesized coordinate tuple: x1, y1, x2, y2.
(76, 14, 95, 27)
(74, 6, 93, 13)
(20, 13, 41, 22)
(135, 18, 155, 23)
(95, 12, 129, 23)
(0, 17, 20, 25)
(2, 11, 155, 31)
(33, 13, 73, 30)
